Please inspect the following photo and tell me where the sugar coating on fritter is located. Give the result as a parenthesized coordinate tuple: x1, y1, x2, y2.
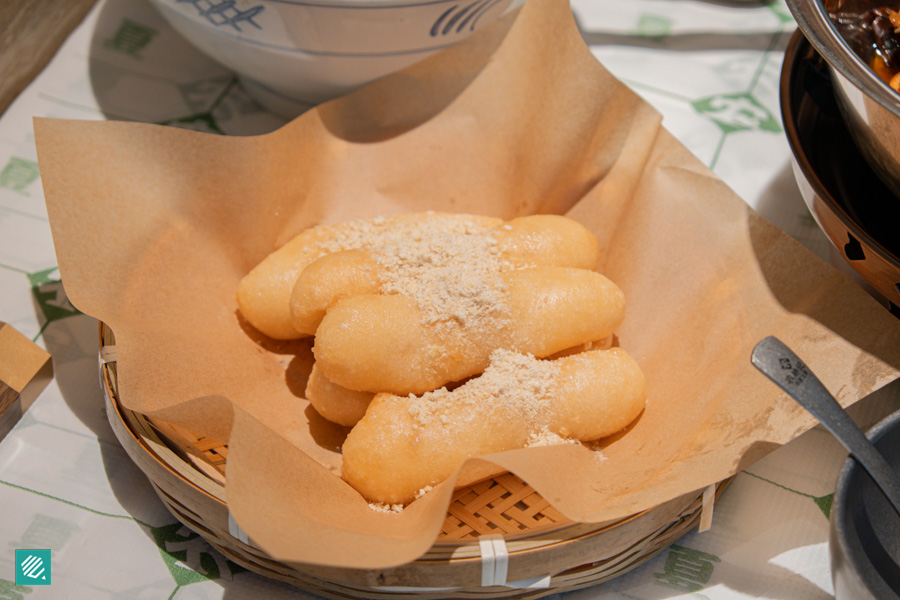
(340, 346, 646, 504)
(405, 348, 560, 428)
(313, 214, 516, 332)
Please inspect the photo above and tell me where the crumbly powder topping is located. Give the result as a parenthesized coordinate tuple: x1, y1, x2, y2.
(312, 213, 516, 332)
(406, 349, 561, 428)
(368, 502, 404, 513)
(526, 428, 579, 447)
(367, 485, 434, 512)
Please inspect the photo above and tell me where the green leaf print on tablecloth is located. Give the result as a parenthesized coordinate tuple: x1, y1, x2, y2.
(814, 494, 834, 519)
(157, 78, 241, 135)
(27, 268, 80, 325)
(635, 13, 673, 38)
(104, 18, 159, 58)
(0, 158, 40, 197)
(654, 544, 720, 599)
(692, 93, 781, 134)
(0, 579, 32, 600)
(160, 113, 225, 135)
(150, 523, 247, 586)
(9, 514, 79, 553)
(746, 471, 834, 519)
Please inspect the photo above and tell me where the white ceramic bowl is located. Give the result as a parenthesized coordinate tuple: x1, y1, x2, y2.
(148, 0, 528, 118)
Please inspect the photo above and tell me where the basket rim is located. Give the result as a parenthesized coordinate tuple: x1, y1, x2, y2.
(105, 369, 644, 546)
(98, 321, 727, 556)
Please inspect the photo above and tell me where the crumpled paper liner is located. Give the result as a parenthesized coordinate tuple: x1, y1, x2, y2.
(35, 0, 900, 570)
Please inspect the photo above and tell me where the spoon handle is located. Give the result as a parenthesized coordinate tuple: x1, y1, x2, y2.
(751, 335, 900, 516)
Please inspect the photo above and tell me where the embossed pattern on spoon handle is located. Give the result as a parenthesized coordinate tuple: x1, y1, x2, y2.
(752, 335, 900, 517)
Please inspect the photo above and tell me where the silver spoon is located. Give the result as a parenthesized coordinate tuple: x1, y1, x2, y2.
(751, 335, 900, 517)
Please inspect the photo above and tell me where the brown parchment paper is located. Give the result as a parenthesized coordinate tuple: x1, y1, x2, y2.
(35, 0, 900, 570)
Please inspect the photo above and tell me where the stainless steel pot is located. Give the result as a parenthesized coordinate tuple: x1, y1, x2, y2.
(780, 31, 900, 312)
(786, 0, 900, 200)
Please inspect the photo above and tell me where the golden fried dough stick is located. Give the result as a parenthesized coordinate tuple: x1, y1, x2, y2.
(505, 267, 622, 358)
(236, 213, 500, 339)
(288, 214, 600, 337)
(341, 347, 646, 504)
(546, 337, 613, 359)
(289, 250, 382, 336)
(237, 225, 344, 340)
(494, 214, 600, 271)
(305, 363, 373, 428)
(306, 339, 611, 428)
(313, 266, 625, 395)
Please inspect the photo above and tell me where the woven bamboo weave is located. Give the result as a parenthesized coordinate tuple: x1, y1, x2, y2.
(100, 323, 727, 599)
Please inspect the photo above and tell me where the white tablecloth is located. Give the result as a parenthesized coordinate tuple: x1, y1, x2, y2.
(1, 1, 898, 598)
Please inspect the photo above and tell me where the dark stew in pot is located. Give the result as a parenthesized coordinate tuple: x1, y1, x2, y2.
(825, 0, 900, 90)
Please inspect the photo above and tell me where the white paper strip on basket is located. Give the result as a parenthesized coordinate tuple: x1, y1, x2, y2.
(376, 535, 550, 592)
(228, 511, 252, 546)
(99, 344, 116, 364)
(699, 483, 717, 533)
(98, 346, 115, 407)
(479, 533, 509, 586)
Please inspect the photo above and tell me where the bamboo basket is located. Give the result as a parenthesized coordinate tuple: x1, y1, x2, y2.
(100, 323, 728, 599)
